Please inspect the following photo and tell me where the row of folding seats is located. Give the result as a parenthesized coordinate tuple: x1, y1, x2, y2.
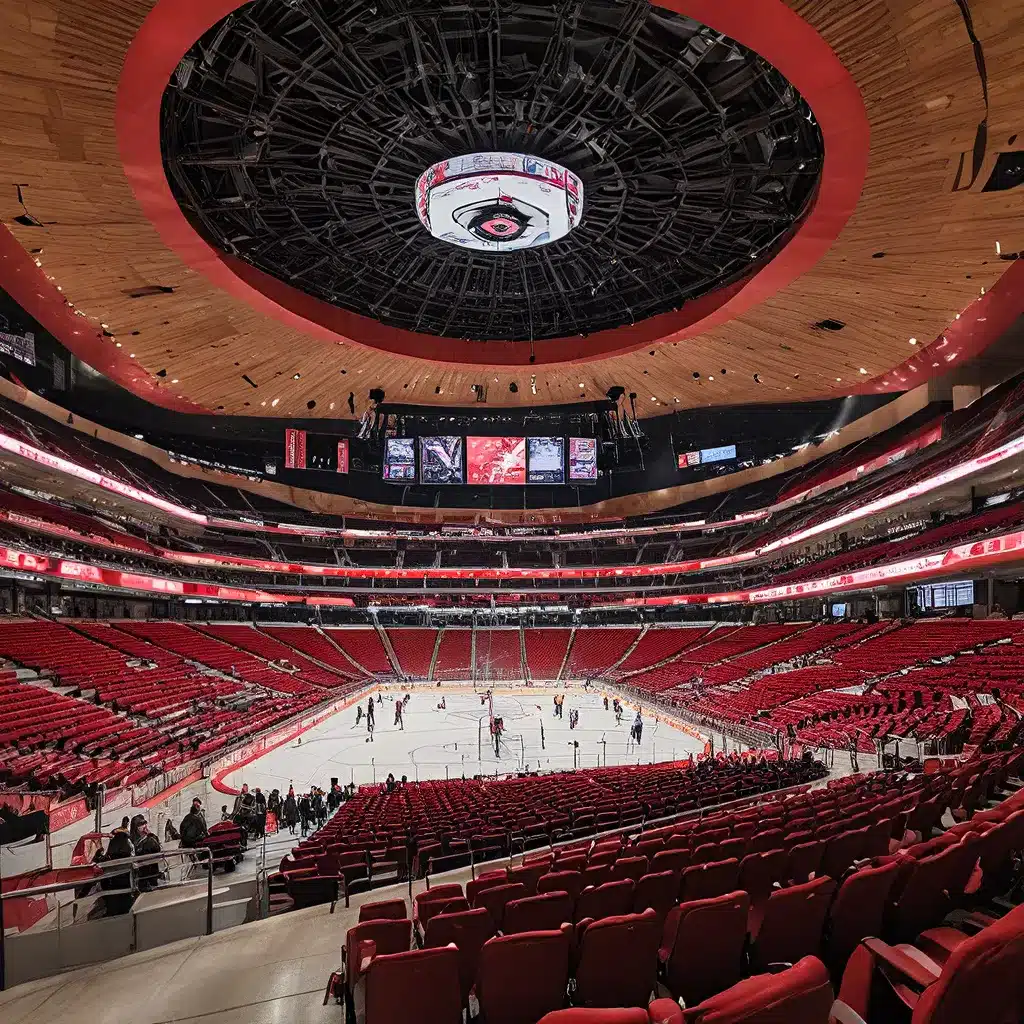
(344, 844, 1024, 1023)
(308, 759, 826, 873)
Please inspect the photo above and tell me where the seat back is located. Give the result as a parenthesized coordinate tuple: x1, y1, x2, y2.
(632, 870, 677, 921)
(359, 898, 408, 923)
(652, 848, 690, 875)
(538, 870, 584, 902)
(750, 875, 836, 972)
(914, 902, 1024, 1024)
(738, 850, 788, 905)
(467, 871, 508, 904)
(825, 860, 901, 976)
(680, 956, 833, 1023)
(573, 879, 635, 924)
(888, 845, 964, 942)
(414, 883, 464, 924)
(365, 946, 462, 1024)
(504, 891, 574, 934)
(786, 843, 827, 884)
(820, 829, 868, 881)
(679, 858, 740, 903)
(575, 909, 661, 1009)
(477, 928, 572, 1024)
(475, 882, 528, 929)
(508, 862, 549, 896)
(611, 856, 649, 883)
(423, 907, 495, 1004)
(661, 890, 749, 1007)
(345, 919, 412, 994)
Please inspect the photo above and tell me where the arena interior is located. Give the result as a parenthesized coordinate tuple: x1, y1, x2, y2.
(2, 0, 1024, 1021)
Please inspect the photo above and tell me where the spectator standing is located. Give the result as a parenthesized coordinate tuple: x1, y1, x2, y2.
(283, 791, 299, 835)
(179, 798, 209, 849)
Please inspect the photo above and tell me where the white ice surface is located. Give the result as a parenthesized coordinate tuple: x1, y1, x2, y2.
(223, 690, 707, 793)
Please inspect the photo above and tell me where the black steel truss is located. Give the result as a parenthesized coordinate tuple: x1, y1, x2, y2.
(161, 0, 824, 343)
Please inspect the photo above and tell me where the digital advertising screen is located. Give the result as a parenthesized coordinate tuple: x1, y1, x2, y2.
(467, 436, 527, 485)
(700, 444, 737, 465)
(419, 436, 464, 484)
(568, 437, 598, 482)
(527, 437, 565, 484)
(382, 437, 415, 481)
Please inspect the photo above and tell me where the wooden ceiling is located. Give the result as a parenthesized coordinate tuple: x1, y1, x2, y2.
(0, 0, 1022, 422)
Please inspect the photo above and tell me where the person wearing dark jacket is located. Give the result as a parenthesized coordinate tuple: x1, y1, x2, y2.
(130, 814, 163, 891)
(100, 827, 136, 916)
(299, 793, 313, 837)
(268, 789, 282, 819)
(312, 789, 326, 828)
(179, 798, 209, 849)
(283, 792, 299, 835)
(253, 788, 268, 838)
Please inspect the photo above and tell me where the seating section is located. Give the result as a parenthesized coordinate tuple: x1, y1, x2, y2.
(565, 629, 641, 677)
(434, 629, 473, 680)
(0, 619, 363, 796)
(294, 756, 827, 881)
(324, 628, 396, 675)
(622, 619, 1024, 756)
(524, 630, 572, 680)
(261, 625, 366, 678)
(386, 629, 437, 678)
(612, 628, 712, 676)
(473, 630, 524, 680)
(198, 624, 354, 689)
(336, 751, 1024, 1024)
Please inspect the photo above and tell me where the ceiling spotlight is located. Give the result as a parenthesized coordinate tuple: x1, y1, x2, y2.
(293, 373, 301, 379)
(909, 337, 917, 345)
(859, 368, 868, 374)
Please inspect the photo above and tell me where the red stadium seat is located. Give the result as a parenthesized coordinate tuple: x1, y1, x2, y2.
(422, 907, 494, 1005)
(475, 882, 528, 930)
(680, 956, 833, 1023)
(834, 903, 1024, 1024)
(476, 927, 572, 1024)
(748, 876, 836, 973)
(659, 891, 749, 1007)
(574, 909, 661, 1009)
(503, 891, 574, 934)
(359, 898, 408, 923)
(574, 880, 635, 924)
(364, 946, 462, 1024)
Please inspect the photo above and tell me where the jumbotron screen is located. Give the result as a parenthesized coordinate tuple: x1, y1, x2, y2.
(569, 437, 598, 482)
(467, 436, 527, 485)
(382, 437, 415, 481)
(419, 436, 464, 484)
(527, 437, 565, 484)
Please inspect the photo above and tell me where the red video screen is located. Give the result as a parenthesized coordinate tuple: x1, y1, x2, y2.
(467, 436, 527, 484)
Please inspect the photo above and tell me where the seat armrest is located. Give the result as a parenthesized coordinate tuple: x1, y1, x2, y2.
(862, 937, 940, 989)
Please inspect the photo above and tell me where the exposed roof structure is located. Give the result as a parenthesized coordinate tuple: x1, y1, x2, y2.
(0, 0, 1021, 420)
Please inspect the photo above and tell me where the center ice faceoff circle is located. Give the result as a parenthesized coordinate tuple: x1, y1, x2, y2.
(415, 153, 583, 252)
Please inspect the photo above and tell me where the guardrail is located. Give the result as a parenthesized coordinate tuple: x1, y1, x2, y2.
(0, 846, 215, 991)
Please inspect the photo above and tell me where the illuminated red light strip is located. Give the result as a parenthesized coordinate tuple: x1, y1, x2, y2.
(3, 427, 1024, 580)
(606, 528, 1024, 607)
(3, 527, 1022, 608)
(0, 432, 209, 525)
(0, 545, 311, 603)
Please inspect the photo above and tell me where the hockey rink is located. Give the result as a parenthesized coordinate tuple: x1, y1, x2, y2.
(223, 690, 709, 793)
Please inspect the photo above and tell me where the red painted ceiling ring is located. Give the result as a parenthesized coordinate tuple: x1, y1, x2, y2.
(116, 0, 869, 369)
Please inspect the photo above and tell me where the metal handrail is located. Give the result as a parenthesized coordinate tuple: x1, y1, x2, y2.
(0, 846, 214, 991)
